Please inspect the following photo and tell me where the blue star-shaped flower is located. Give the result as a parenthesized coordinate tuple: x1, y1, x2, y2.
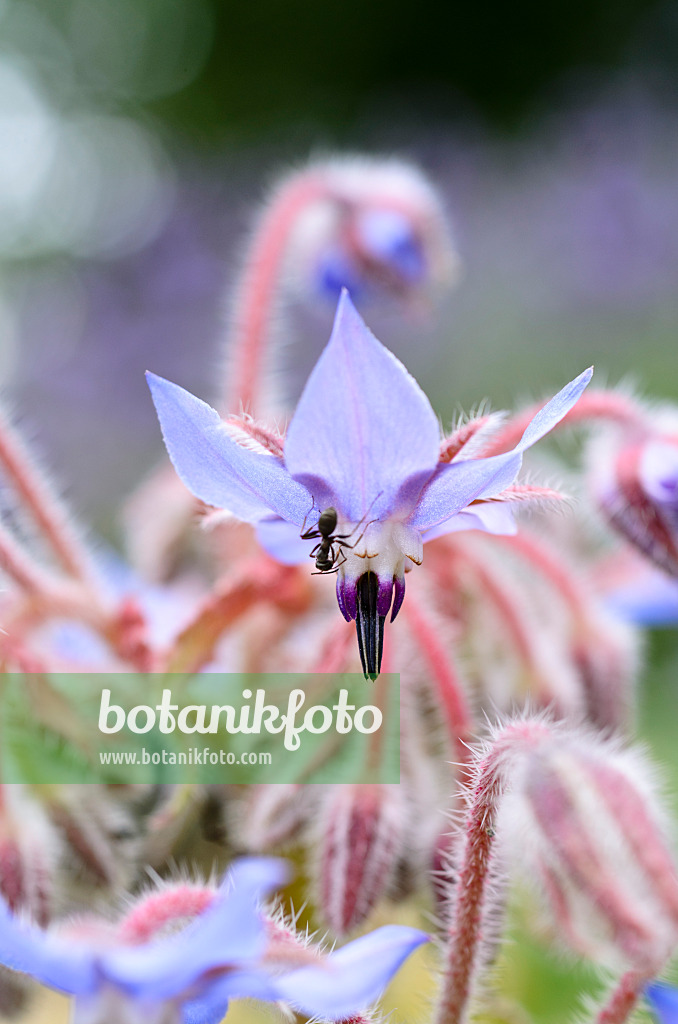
(0, 857, 428, 1023)
(148, 291, 592, 678)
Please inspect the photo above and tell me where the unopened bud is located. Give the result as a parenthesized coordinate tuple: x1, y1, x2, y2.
(314, 784, 405, 935)
(570, 608, 639, 734)
(591, 423, 678, 578)
(239, 784, 308, 851)
(500, 728, 678, 971)
(285, 158, 459, 305)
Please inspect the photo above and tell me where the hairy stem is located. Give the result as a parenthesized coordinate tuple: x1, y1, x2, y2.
(595, 970, 647, 1024)
(435, 720, 550, 1024)
(224, 171, 328, 415)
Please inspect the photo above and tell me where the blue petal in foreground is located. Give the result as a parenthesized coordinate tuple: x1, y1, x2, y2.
(105, 857, 288, 1000)
(0, 899, 96, 994)
(411, 367, 593, 532)
(183, 970, 282, 1024)
(274, 924, 429, 1021)
(285, 290, 440, 522)
(147, 373, 311, 526)
(605, 568, 678, 627)
(646, 982, 678, 1022)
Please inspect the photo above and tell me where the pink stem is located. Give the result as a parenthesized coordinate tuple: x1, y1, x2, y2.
(595, 971, 646, 1024)
(402, 593, 474, 764)
(481, 390, 645, 457)
(435, 720, 550, 1024)
(0, 522, 58, 596)
(224, 172, 329, 415)
(0, 407, 93, 582)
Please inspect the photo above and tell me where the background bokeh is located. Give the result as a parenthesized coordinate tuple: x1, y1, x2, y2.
(2, 2, 678, 1020)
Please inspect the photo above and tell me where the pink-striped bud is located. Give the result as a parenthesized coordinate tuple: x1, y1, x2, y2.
(500, 727, 678, 971)
(570, 608, 639, 734)
(0, 786, 58, 925)
(0, 786, 61, 1018)
(238, 784, 309, 851)
(45, 786, 141, 904)
(314, 784, 405, 935)
(591, 423, 678, 578)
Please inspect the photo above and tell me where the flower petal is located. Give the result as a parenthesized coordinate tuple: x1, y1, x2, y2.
(284, 291, 440, 522)
(274, 924, 429, 1021)
(640, 440, 678, 505)
(147, 373, 311, 525)
(411, 367, 593, 531)
(256, 516, 314, 565)
(183, 971, 282, 1024)
(604, 567, 678, 627)
(0, 899, 96, 994)
(422, 502, 518, 541)
(646, 982, 678, 1023)
(105, 858, 288, 1001)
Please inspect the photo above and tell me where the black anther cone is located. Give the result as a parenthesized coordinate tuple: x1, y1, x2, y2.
(355, 571, 385, 680)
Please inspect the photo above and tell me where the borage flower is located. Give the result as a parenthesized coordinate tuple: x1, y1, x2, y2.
(148, 291, 592, 678)
(646, 982, 678, 1022)
(0, 857, 428, 1024)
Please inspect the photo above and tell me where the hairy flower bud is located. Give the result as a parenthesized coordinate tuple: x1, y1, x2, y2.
(238, 784, 309, 851)
(591, 419, 678, 578)
(315, 784, 406, 935)
(283, 157, 459, 304)
(500, 728, 678, 971)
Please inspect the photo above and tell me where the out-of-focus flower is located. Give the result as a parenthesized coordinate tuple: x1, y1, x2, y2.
(0, 856, 428, 1023)
(591, 418, 678, 579)
(646, 981, 678, 1023)
(281, 156, 459, 303)
(149, 290, 592, 677)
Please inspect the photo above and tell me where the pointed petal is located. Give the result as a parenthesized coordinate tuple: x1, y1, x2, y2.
(255, 517, 314, 565)
(147, 373, 311, 525)
(284, 291, 440, 522)
(274, 925, 428, 1021)
(0, 900, 96, 994)
(422, 502, 518, 541)
(411, 368, 593, 531)
(646, 982, 678, 1023)
(105, 858, 288, 1000)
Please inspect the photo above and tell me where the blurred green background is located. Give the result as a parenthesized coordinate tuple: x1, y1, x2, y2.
(2, 2, 678, 1020)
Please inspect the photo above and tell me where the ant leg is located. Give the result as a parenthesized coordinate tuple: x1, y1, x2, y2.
(299, 496, 319, 536)
(301, 527, 321, 541)
(334, 546, 348, 568)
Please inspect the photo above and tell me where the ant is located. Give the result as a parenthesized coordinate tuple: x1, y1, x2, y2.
(300, 497, 381, 574)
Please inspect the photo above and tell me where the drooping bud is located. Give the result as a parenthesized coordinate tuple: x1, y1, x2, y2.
(569, 607, 639, 734)
(45, 786, 141, 904)
(283, 157, 459, 305)
(499, 727, 678, 971)
(590, 422, 678, 578)
(314, 784, 406, 935)
(238, 784, 309, 852)
(0, 786, 61, 1018)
